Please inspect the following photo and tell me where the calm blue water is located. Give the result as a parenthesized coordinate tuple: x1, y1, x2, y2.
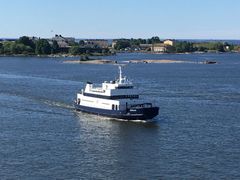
(0, 53, 240, 179)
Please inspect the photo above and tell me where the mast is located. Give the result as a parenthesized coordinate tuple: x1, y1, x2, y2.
(118, 64, 130, 84)
(119, 65, 123, 84)
(118, 65, 126, 84)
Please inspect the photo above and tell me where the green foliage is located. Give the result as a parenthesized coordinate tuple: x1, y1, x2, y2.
(51, 40, 59, 54)
(131, 38, 147, 46)
(17, 36, 35, 49)
(113, 37, 161, 50)
(165, 41, 199, 53)
(69, 45, 109, 55)
(112, 38, 236, 53)
(0, 36, 111, 56)
(2, 42, 14, 54)
(129, 38, 144, 46)
(35, 39, 51, 54)
(233, 45, 240, 51)
(214, 43, 224, 52)
(193, 42, 232, 52)
(79, 40, 85, 46)
(165, 45, 176, 53)
(11, 43, 33, 54)
(174, 41, 195, 53)
(69, 46, 81, 55)
(114, 39, 131, 50)
(1, 35, 237, 56)
(0, 43, 3, 54)
(148, 36, 161, 44)
(68, 41, 78, 46)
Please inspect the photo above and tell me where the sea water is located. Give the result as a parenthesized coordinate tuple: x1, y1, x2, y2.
(0, 53, 240, 179)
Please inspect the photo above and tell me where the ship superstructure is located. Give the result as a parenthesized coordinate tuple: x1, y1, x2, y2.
(75, 66, 159, 120)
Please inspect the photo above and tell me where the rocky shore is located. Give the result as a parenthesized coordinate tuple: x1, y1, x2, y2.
(63, 59, 117, 64)
(63, 59, 194, 64)
(128, 59, 189, 64)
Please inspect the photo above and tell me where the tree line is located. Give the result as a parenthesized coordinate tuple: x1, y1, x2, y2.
(166, 41, 234, 53)
(114, 36, 162, 50)
(0, 36, 110, 56)
(113, 36, 237, 53)
(1, 36, 238, 55)
(0, 37, 54, 55)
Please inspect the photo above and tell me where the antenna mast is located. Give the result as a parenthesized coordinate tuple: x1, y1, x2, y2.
(117, 64, 129, 84)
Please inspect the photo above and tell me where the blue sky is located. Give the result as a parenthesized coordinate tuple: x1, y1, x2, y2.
(1, 0, 240, 39)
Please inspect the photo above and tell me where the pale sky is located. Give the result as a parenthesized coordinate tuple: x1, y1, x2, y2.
(1, 0, 240, 39)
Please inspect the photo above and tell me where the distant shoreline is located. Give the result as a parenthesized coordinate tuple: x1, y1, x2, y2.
(0, 54, 87, 58)
(0, 51, 239, 58)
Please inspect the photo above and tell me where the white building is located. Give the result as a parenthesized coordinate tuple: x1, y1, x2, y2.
(151, 43, 166, 52)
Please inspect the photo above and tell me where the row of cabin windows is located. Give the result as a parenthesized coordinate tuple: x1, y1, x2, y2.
(116, 86, 133, 89)
(112, 104, 118, 110)
(78, 98, 119, 110)
(109, 94, 139, 99)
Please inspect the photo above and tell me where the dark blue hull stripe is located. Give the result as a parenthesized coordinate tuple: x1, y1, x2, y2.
(75, 104, 159, 120)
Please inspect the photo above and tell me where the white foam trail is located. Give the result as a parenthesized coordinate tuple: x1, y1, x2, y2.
(43, 100, 74, 110)
(0, 73, 84, 85)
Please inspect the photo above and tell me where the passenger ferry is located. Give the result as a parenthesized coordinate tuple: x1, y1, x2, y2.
(74, 65, 159, 121)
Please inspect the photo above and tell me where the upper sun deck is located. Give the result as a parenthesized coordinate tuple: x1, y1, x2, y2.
(85, 78, 133, 93)
(83, 65, 137, 97)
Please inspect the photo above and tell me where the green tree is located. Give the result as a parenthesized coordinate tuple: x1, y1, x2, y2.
(79, 40, 85, 46)
(166, 45, 176, 53)
(69, 46, 81, 55)
(139, 38, 147, 44)
(0, 43, 3, 54)
(51, 40, 59, 54)
(11, 43, 23, 54)
(17, 36, 35, 49)
(114, 39, 131, 50)
(35, 39, 51, 54)
(10, 43, 33, 54)
(2, 42, 13, 54)
(147, 36, 161, 44)
(174, 41, 195, 53)
(214, 43, 225, 52)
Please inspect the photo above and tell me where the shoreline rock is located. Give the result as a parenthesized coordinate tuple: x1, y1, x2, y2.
(128, 59, 189, 64)
(63, 59, 118, 64)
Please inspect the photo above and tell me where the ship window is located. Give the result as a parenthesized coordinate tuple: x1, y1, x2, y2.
(112, 104, 118, 110)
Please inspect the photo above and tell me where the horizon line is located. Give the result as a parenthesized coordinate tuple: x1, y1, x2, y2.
(1, 36, 240, 41)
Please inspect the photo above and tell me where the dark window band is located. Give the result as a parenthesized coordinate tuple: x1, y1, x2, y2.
(116, 86, 133, 89)
(83, 92, 139, 99)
